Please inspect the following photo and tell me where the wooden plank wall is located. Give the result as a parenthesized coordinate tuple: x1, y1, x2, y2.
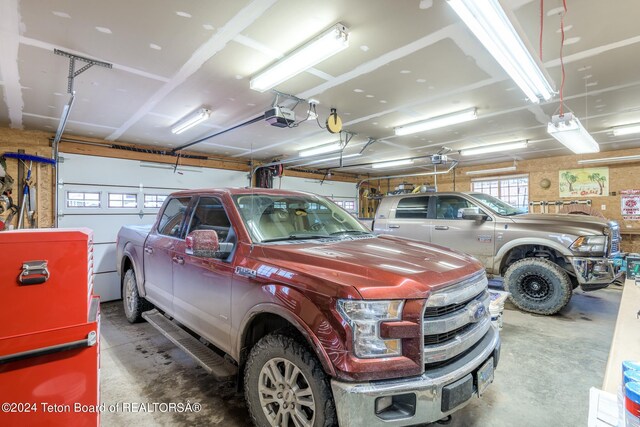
(363, 147, 640, 253)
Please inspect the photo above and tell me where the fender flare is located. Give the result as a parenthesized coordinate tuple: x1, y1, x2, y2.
(494, 238, 573, 272)
(120, 242, 147, 298)
(237, 300, 337, 377)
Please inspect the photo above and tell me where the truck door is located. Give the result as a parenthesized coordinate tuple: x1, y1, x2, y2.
(144, 196, 191, 312)
(171, 196, 233, 353)
(429, 195, 495, 269)
(378, 195, 431, 242)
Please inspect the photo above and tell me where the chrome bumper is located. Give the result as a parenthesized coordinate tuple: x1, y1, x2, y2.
(571, 256, 624, 287)
(330, 327, 500, 427)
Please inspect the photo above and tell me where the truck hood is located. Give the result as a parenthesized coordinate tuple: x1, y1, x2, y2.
(508, 213, 615, 235)
(252, 235, 484, 300)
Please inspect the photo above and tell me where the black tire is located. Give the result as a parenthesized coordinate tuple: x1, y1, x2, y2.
(503, 258, 572, 315)
(244, 334, 337, 427)
(122, 269, 152, 323)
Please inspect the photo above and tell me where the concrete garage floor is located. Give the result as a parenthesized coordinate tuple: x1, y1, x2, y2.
(99, 286, 622, 427)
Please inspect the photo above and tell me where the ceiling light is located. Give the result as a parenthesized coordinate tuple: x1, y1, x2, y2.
(612, 123, 640, 136)
(547, 113, 599, 154)
(447, 0, 554, 103)
(171, 108, 211, 134)
(299, 142, 342, 157)
(372, 159, 414, 169)
(460, 140, 527, 156)
(578, 155, 640, 165)
(394, 108, 477, 136)
(250, 23, 349, 92)
(466, 165, 517, 175)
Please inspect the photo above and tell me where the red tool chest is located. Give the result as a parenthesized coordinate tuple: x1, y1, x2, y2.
(0, 229, 100, 427)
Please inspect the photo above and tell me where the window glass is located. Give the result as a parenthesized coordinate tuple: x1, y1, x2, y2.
(186, 197, 232, 242)
(233, 194, 369, 243)
(67, 192, 100, 208)
(108, 193, 138, 208)
(157, 197, 190, 237)
(434, 196, 478, 220)
(395, 196, 430, 219)
(144, 194, 168, 208)
(471, 175, 529, 212)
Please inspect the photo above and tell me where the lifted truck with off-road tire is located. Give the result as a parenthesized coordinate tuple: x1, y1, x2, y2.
(373, 191, 623, 315)
(117, 188, 501, 427)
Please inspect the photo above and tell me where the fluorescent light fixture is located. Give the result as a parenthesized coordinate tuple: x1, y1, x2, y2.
(394, 108, 477, 136)
(250, 23, 349, 92)
(299, 142, 343, 157)
(547, 113, 599, 154)
(171, 108, 211, 134)
(466, 166, 517, 175)
(460, 140, 527, 156)
(447, 0, 554, 103)
(372, 159, 414, 169)
(578, 155, 640, 165)
(612, 123, 640, 136)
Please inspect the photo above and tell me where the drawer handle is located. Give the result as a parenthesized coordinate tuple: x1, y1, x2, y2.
(19, 260, 49, 285)
(435, 226, 449, 231)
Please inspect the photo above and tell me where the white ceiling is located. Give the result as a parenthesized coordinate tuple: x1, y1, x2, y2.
(2, 0, 640, 174)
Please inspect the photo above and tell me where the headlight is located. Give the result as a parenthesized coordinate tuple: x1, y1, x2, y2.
(570, 235, 607, 254)
(337, 300, 404, 358)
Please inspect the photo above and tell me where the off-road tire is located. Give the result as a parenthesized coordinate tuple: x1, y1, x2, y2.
(244, 334, 337, 427)
(504, 258, 572, 315)
(122, 269, 152, 323)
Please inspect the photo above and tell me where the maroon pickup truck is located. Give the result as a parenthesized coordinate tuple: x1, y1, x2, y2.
(116, 188, 501, 426)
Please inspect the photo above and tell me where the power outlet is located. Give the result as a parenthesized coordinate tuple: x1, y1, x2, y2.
(601, 204, 607, 210)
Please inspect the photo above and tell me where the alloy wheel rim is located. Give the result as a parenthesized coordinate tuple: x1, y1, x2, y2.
(125, 277, 136, 314)
(258, 357, 315, 427)
(520, 275, 552, 301)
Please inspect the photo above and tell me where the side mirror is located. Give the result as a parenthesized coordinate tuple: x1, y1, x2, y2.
(186, 230, 234, 258)
(461, 207, 489, 222)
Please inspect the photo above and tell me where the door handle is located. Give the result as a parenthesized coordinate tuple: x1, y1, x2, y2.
(144, 247, 153, 254)
(172, 256, 185, 265)
(435, 226, 449, 231)
(388, 225, 400, 229)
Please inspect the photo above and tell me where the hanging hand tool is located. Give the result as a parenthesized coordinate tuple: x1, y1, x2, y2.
(2, 153, 56, 229)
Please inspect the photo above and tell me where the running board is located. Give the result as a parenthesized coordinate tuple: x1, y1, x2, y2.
(142, 309, 237, 381)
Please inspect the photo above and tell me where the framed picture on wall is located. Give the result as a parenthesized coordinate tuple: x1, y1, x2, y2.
(559, 167, 609, 198)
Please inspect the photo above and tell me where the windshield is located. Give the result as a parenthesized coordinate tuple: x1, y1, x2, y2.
(468, 193, 526, 216)
(233, 194, 371, 243)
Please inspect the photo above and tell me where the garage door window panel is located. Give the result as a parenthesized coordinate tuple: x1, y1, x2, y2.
(108, 193, 138, 208)
(144, 194, 168, 208)
(67, 191, 101, 208)
(157, 197, 191, 238)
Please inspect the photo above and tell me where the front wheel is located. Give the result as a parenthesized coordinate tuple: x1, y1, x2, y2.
(244, 334, 337, 427)
(504, 258, 572, 315)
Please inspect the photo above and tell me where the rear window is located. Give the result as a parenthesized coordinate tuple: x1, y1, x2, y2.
(157, 197, 190, 238)
(395, 196, 430, 219)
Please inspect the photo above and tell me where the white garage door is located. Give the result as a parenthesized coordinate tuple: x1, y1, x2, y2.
(277, 176, 357, 213)
(57, 153, 248, 301)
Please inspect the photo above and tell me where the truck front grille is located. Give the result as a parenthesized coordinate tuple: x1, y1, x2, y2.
(608, 223, 621, 256)
(422, 273, 491, 367)
(424, 322, 476, 345)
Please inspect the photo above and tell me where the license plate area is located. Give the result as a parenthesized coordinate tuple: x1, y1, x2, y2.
(476, 358, 494, 396)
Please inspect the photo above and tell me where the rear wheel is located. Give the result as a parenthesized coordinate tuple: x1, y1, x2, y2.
(504, 258, 572, 315)
(244, 334, 336, 427)
(122, 269, 152, 323)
